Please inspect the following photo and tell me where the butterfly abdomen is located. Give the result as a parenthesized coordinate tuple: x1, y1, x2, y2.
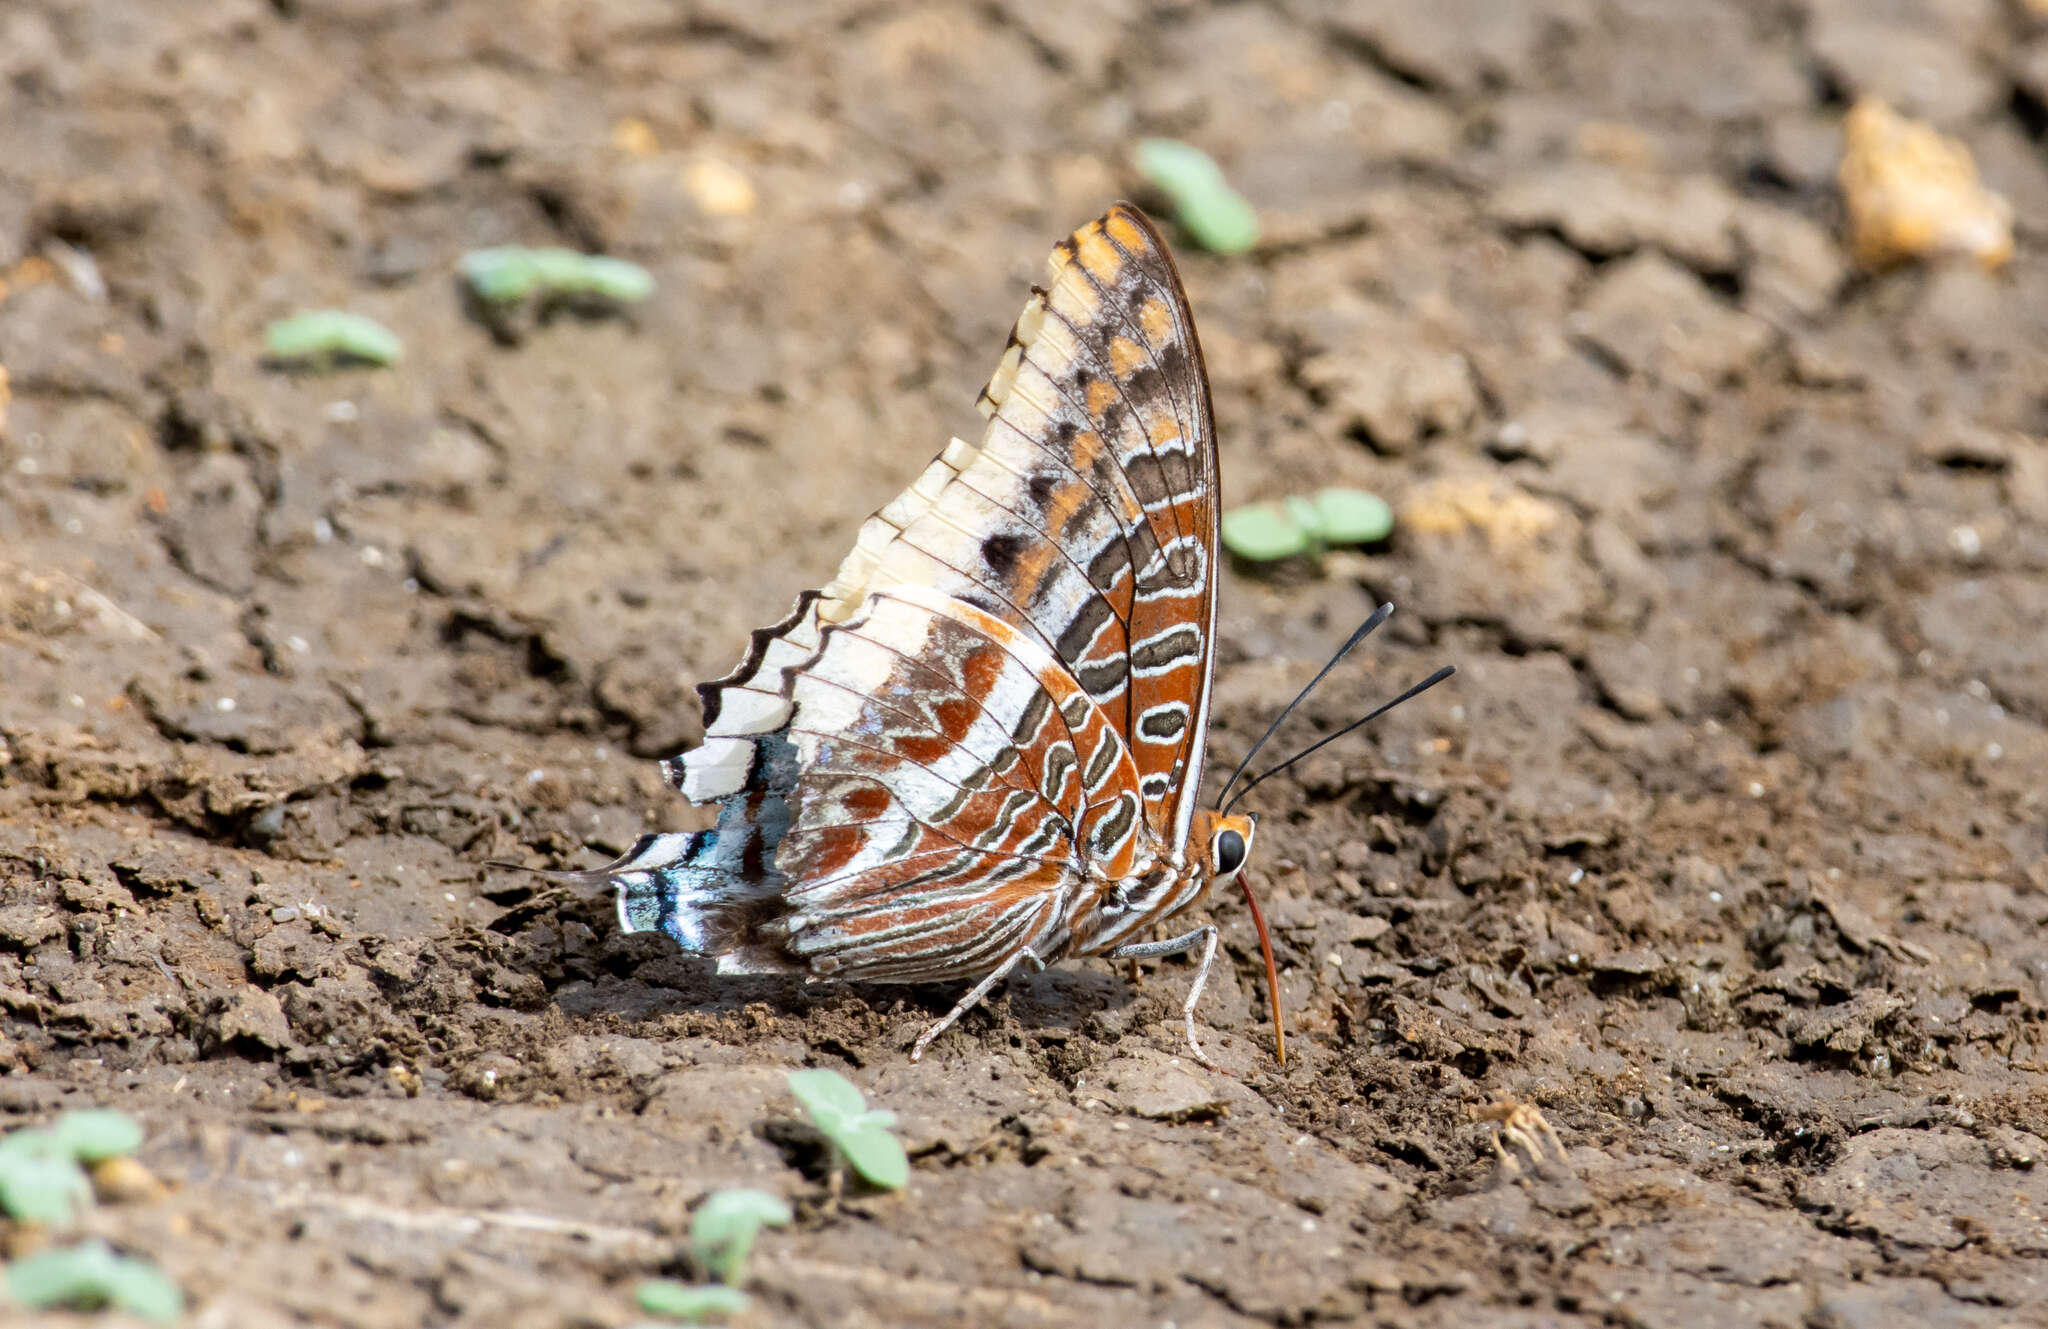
(606, 735, 804, 975)
(610, 829, 723, 945)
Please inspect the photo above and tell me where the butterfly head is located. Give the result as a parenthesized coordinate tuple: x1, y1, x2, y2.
(1196, 810, 1256, 884)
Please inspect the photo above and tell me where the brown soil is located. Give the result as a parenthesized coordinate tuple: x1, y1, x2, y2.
(5, 3, 2048, 1326)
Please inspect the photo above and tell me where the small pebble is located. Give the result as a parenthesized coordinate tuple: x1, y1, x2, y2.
(90, 1156, 168, 1205)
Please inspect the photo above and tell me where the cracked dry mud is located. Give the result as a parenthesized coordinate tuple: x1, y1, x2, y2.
(4, 2, 2048, 1327)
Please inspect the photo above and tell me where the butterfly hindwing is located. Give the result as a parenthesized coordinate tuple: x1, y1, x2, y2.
(766, 586, 1143, 980)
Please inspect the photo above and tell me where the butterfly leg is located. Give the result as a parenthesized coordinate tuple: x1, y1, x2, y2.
(910, 948, 1033, 1061)
(1109, 924, 1219, 1069)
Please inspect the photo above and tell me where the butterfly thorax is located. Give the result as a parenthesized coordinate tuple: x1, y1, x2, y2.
(1066, 857, 1213, 958)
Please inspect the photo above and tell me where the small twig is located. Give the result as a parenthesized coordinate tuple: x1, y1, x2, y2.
(770, 1254, 1063, 1322)
(274, 1187, 665, 1252)
(0, 562, 160, 642)
(1477, 1099, 1571, 1182)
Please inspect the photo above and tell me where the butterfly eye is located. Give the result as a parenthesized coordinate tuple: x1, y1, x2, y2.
(1213, 827, 1247, 876)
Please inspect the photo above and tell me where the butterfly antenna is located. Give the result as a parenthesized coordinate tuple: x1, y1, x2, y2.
(1220, 663, 1456, 817)
(1212, 602, 1396, 813)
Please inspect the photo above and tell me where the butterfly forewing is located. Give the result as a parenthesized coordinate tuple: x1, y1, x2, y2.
(868, 206, 1221, 850)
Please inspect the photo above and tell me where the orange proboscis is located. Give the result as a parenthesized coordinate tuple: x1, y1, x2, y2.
(1238, 870, 1286, 1065)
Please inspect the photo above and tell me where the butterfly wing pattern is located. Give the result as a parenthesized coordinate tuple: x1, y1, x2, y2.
(582, 205, 1263, 1061)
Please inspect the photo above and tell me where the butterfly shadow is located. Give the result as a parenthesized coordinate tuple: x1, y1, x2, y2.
(548, 931, 1140, 1050)
(999, 963, 1135, 1039)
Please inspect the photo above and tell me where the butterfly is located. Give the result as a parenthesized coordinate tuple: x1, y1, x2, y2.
(527, 204, 1446, 1065)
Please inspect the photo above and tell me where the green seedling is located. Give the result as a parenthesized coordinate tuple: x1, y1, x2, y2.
(1134, 138, 1260, 255)
(5, 1240, 183, 1322)
(264, 310, 403, 368)
(0, 1132, 92, 1225)
(1221, 487, 1395, 562)
(635, 1278, 750, 1323)
(690, 1187, 791, 1285)
(50, 1110, 144, 1163)
(0, 1109, 144, 1224)
(785, 1069, 908, 1191)
(460, 246, 656, 305)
